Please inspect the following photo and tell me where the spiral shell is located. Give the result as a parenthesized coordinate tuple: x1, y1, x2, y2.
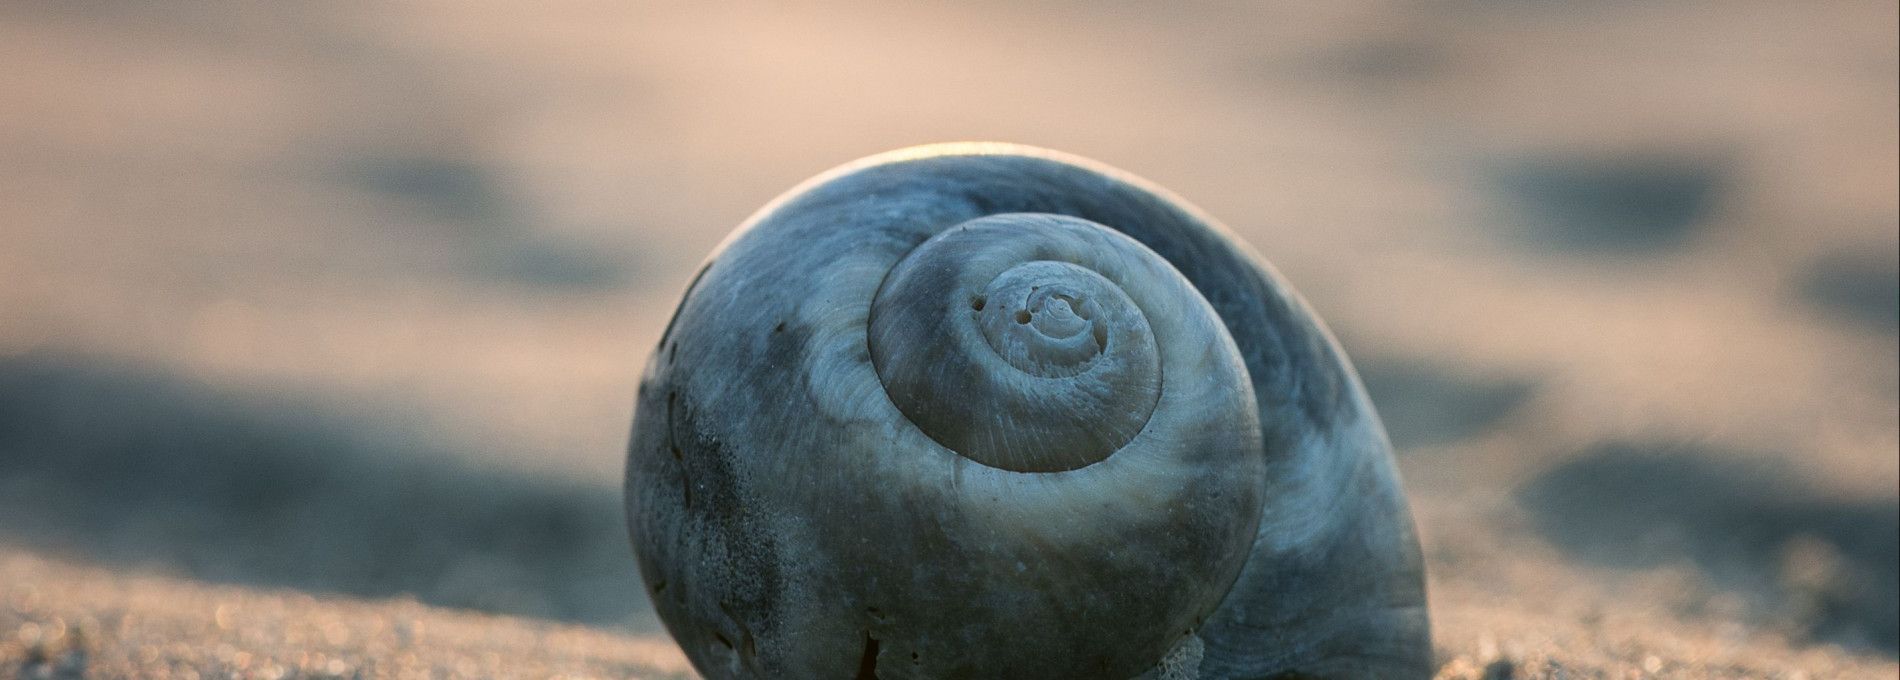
(626, 143, 1430, 678)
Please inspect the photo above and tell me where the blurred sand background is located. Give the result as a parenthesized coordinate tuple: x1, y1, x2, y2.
(0, 1, 1895, 677)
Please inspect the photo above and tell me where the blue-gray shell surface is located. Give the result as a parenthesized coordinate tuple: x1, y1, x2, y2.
(626, 144, 1430, 679)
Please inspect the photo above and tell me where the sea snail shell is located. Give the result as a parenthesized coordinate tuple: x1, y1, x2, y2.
(626, 144, 1430, 679)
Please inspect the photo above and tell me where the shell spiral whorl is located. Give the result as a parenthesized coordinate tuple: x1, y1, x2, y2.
(626, 144, 1432, 679)
(871, 213, 1184, 473)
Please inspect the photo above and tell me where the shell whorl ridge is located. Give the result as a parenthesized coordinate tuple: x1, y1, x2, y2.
(626, 144, 1431, 679)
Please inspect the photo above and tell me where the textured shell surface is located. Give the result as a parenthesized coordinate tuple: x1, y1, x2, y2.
(625, 143, 1430, 679)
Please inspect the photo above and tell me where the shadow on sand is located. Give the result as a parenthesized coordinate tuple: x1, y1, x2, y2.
(341, 152, 637, 291)
(1798, 244, 1900, 333)
(0, 352, 645, 627)
(1519, 441, 1898, 655)
(1354, 357, 1536, 451)
(1493, 151, 1729, 254)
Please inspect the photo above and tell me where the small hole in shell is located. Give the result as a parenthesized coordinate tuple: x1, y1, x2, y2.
(971, 296, 986, 311)
(1014, 310, 1031, 324)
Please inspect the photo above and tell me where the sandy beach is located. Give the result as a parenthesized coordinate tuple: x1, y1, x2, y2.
(1, 1, 1894, 677)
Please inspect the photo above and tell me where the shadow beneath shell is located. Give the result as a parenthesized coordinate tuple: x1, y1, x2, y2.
(0, 352, 647, 627)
